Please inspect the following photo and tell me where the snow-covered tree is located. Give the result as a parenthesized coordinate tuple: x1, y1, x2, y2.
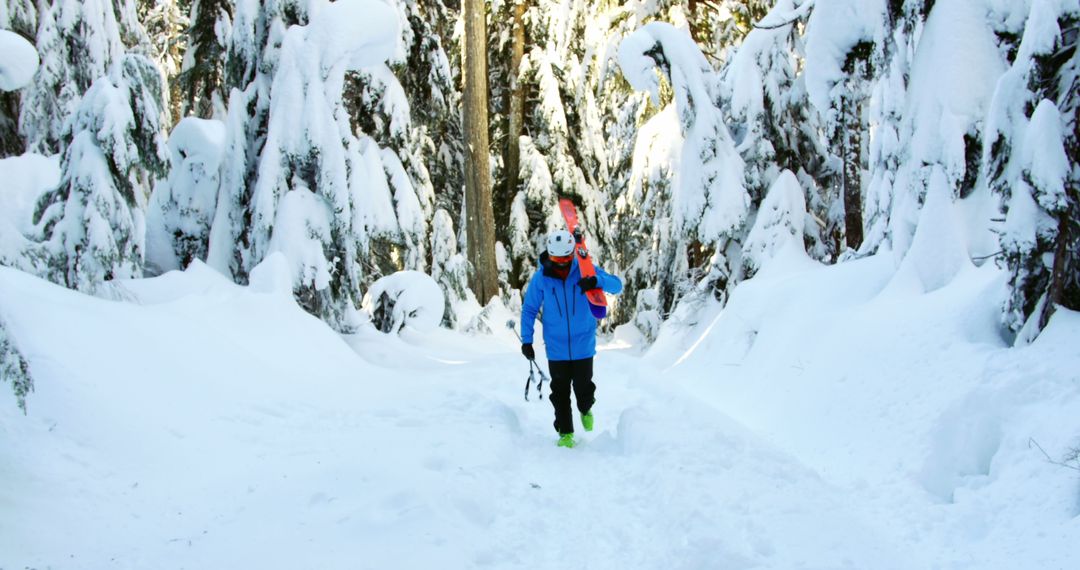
(146, 117, 225, 273)
(20, 0, 148, 155)
(178, 0, 231, 119)
(430, 207, 476, 328)
(341, 0, 465, 280)
(988, 1, 1080, 342)
(31, 54, 169, 291)
(137, 0, 188, 125)
(207, 0, 404, 331)
(617, 21, 748, 319)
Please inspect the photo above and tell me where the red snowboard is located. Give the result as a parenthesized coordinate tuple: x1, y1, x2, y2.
(559, 198, 607, 320)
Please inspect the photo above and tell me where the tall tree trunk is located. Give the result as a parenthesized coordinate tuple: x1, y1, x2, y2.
(842, 92, 864, 251)
(462, 0, 499, 304)
(502, 0, 528, 288)
(505, 0, 526, 204)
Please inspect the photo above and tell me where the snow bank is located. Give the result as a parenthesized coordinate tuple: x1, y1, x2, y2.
(0, 29, 39, 91)
(889, 167, 973, 294)
(648, 239, 1080, 568)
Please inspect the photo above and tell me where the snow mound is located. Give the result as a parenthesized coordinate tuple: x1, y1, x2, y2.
(168, 117, 226, 169)
(248, 252, 295, 296)
(364, 271, 445, 334)
(0, 153, 61, 235)
(0, 29, 39, 91)
(889, 167, 972, 294)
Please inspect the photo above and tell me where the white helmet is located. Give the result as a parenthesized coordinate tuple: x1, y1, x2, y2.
(546, 230, 574, 257)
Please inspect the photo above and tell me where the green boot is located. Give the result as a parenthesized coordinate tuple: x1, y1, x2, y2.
(581, 411, 594, 432)
(557, 433, 576, 448)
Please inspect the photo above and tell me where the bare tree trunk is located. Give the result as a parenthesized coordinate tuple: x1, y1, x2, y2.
(462, 0, 500, 304)
(842, 93, 864, 251)
(1041, 203, 1079, 329)
(505, 1, 526, 201)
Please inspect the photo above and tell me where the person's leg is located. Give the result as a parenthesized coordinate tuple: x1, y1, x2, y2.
(570, 357, 595, 415)
(547, 360, 574, 434)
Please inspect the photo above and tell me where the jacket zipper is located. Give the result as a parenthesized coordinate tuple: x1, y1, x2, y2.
(562, 279, 573, 360)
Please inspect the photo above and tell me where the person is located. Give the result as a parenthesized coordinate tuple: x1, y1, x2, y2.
(520, 229, 623, 448)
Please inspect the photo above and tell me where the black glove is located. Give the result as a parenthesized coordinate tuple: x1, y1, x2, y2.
(521, 343, 535, 361)
(577, 276, 599, 293)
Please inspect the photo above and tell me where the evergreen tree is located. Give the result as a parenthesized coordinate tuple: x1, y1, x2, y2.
(989, 3, 1080, 342)
(178, 0, 230, 119)
(617, 21, 749, 326)
(207, 0, 416, 331)
(137, 0, 188, 125)
(20, 0, 148, 155)
(32, 54, 169, 292)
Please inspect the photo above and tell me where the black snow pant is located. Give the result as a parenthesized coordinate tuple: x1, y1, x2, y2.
(548, 357, 595, 435)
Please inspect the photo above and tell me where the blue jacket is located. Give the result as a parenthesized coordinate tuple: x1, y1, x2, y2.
(521, 254, 623, 361)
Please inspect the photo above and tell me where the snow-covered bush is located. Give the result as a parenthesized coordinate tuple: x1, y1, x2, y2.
(742, 170, 808, 278)
(146, 117, 225, 273)
(365, 271, 445, 334)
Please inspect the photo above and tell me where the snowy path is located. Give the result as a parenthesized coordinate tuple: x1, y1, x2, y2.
(3, 264, 1077, 569)
(3, 330, 905, 569)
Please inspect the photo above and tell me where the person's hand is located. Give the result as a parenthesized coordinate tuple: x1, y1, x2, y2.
(577, 276, 599, 293)
(521, 343, 535, 361)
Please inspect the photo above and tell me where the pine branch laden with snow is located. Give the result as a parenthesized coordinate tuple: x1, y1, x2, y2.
(0, 312, 33, 413)
(30, 54, 168, 292)
(178, 0, 231, 119)
(0, 25, 39, 157)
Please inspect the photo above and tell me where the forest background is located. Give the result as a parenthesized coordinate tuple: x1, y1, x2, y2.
(1, 0, 1078, 410)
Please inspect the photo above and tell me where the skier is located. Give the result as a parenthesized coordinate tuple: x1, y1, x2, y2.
(520, 229, 623, 448)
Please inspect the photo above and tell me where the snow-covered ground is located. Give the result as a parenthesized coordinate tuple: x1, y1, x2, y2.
(1, 251, 1077, 569)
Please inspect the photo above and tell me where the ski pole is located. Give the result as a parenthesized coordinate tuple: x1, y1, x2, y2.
(509, 320, 546, 400)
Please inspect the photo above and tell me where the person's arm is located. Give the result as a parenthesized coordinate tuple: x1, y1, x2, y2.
(521, 273, 543, 344)
(594, 266, 623, 295)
